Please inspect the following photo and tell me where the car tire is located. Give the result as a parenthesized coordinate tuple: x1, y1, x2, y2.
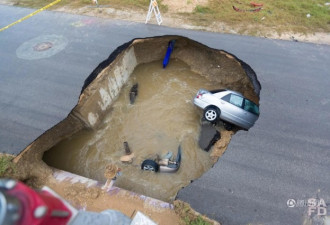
(204, 106, 219, 123)
(141, 160, 159, 172)
(223, 122, 233, 131)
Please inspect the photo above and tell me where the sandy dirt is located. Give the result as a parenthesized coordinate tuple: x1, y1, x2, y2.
(162, 0, 208, 13)
(45, 177, 183, 225)
(0, 0, 329, 44)
(2, 155, 215, 225)
(51, 2, 330, 45)
(48, 179, 220, 225)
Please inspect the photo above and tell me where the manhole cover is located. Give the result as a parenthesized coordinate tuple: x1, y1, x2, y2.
(33, 42, 53, 52)
(16, 35, 68, 60)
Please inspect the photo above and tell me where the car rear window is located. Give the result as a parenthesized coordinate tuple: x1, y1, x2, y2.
(210, 89, 226, 94)
(244, 99, 260, 115)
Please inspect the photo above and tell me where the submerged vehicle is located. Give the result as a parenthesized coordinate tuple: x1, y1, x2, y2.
(193, 89, 259, 130)
(141, 146, 182, 173)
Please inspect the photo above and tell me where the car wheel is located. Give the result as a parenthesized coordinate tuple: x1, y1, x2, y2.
(141, 160, 159, 172)
(223, 122, 233, 131)
(204, 107, 219, 122)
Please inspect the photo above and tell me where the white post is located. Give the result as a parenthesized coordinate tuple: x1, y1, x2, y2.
(92, 0, 98, 6)
(145, 0, 162, 25)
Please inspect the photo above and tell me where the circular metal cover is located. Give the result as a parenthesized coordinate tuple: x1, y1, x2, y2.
(33, 42, 53, 52)
(16, 34, 68, 60)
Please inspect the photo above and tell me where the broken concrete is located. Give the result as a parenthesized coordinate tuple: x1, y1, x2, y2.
(198, 122, 221, 152)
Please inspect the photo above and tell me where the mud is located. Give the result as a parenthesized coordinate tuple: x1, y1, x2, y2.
(44, 59, 233, 201)
(11, 36, 259, 214)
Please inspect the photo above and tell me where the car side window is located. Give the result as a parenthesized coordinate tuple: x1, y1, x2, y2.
(222, 94, 244, 108)
(221, 94, 231, 102)
(230, 94, 244, 107)
(244, 99, 260, 115)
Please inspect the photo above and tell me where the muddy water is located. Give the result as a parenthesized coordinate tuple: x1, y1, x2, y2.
(43, 59, 224, 202)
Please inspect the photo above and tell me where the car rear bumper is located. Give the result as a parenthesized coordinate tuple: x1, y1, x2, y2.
(193, 97, 209, 109)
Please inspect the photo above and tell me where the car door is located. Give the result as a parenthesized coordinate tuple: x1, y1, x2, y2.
(242, 98, 259, 123)
(220, 94, 247, 127)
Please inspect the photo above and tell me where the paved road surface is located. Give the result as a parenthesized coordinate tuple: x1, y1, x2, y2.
(1, 5, 329, 225)
(177, 39, 330, 224)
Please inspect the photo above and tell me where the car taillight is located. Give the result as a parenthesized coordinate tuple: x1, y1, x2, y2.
(197, 94, 202, 99)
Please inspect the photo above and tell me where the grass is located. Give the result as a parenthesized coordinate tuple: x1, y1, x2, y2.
(185, 216, 212, 225)
(9, 0, 330, 34)
(199, 0, 330, 33)
(194, 5, 213, 14)
(0, 154, 15, 177)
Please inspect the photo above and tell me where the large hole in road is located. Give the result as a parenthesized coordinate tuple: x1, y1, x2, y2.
(41, 36, 260, 202)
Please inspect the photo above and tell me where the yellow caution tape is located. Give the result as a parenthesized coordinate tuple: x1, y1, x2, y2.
(0, 0, 62, 32)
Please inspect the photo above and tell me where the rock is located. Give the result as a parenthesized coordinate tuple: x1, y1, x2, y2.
(104, 164, 119, 179)
(120, 153, 135, 163)
(129, 83, 138, 104)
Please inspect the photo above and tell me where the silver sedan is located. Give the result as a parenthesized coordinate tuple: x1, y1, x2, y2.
(193, 89, 259, 130)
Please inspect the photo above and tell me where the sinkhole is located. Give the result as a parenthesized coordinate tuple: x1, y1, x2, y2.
(38, 36, 260, 202)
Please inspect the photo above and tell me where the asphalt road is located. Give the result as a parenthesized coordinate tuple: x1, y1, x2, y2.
(1, 5, 330, 225)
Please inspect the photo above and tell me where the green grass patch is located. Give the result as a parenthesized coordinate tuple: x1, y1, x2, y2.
(206, 0, 330, 32)
(0, 155, 15, 177)
(194, 5, 212, 14)
(185, 216, 212, 225)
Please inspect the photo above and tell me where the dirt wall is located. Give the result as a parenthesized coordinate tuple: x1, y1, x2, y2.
(75, 46, 137, 128)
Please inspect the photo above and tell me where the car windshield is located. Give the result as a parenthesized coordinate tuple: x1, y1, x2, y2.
(244, 99, 259, 115)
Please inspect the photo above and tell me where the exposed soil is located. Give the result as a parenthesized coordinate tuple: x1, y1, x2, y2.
(54, 2, 330, 45)
(46, 177, 182, 225)
(1, 158, 220, 224)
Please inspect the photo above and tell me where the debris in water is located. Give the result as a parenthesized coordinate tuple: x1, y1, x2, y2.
(141, 146, 182, 173)
(102, 164, 120, 191)
(129, 83, 138, 104)
(120, 142, 135, 163)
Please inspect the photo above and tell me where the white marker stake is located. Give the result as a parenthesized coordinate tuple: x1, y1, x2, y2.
(145, 0, 163, 25)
